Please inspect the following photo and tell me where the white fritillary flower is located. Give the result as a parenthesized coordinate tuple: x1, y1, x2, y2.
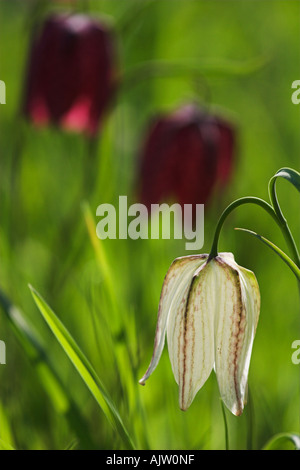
(139, 253, 260, 416)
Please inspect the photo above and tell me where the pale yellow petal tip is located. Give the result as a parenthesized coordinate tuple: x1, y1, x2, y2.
(179, 400, 188, 412)
(229, 401, 244, 416)
(232, 405, 244, 417)
(179, 400, 193, 412)
(179, 394, 193, 412)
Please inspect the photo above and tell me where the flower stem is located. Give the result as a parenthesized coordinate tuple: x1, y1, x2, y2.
(210, 192, 300, 437)
(208, 197, 281, 260)
(268, 176, 300, 268)
(234, 228, 300, 281)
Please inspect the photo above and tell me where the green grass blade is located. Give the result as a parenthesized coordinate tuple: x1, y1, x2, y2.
(262, 432, 300, 450)
(0, 438, 15, 450)
(64, 439, 79, 450)
(82, 202, 116, 311)
(268, 168, 300, 267)
(121, 56, 267, 91)
(273, 167, 300, 193)
(0, 289, 97, 449)
(29, 284, 135, 450)
(0, 401, 16, 448)
(83, 202, 148, 447)
(235, 228, 300, 281)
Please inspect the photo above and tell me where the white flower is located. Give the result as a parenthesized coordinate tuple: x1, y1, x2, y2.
(139, 253, 260, 416)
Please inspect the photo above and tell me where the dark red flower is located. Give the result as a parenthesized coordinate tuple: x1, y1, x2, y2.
(138, 104, 235, 210)
(23, 13, 117, 136)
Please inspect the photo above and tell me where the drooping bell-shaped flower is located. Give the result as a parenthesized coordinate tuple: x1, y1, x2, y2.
(23, 13, 117, 136)
(138, 104, 235, 212)
(139, 252, 260, 416)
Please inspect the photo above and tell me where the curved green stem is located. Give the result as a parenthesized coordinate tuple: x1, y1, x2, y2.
(269, 176, 300, 268)
(268, 170, 300, 436)
(262, 432, 300, 450)
(120, 59, 212, 104)
(208, 197, 281, 260)
(235, 228, 300, 281)
(120, 57, 265, 95)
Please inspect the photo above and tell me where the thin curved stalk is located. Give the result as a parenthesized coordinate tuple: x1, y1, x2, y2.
(208, 197, 281, 260)
(268, 175, 300, 268)
(235, 228, 300, 281)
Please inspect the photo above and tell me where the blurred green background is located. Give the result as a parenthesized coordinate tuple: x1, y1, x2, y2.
(0, 0, 300, 450)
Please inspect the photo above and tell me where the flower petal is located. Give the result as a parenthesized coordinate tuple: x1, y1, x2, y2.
(139, 255, 207, 386)
(168, 260, 215, 410)
(236, 266, 260, 398)
(214, 257, 260, 416)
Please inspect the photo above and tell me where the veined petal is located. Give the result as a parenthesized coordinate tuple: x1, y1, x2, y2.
(139, 255, 207, 386)
(169, 260, 215, 410)
(235, 266, 260, 398)
(217, 252, 235, 264)
(214, 257, 260, 416)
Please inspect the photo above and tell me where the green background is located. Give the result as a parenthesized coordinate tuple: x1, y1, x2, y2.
(0, 0, 299, 450)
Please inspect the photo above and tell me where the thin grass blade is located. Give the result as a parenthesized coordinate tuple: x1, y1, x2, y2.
(0, 289, 97, 449)
(235, 228, 300, 281)
(0, 438, 15, 450)
(262, 432, 300, 450)
(273, 167, 300, 193)
(29, 284, 135, 449)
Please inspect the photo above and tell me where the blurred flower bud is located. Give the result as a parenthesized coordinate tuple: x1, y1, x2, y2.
(23, 13, 117, 136)
(138, 104, 235, 210)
